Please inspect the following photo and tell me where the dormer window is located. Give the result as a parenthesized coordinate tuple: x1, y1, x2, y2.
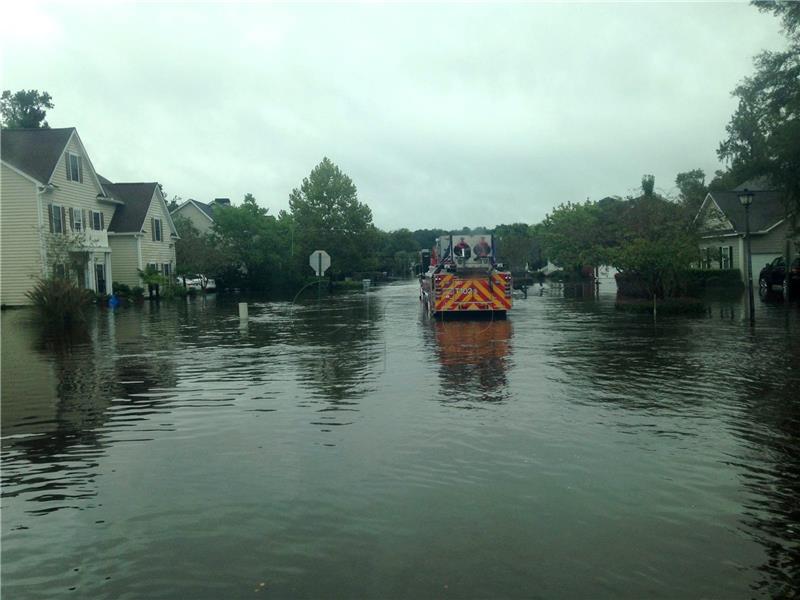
(66, 152, 83, 182)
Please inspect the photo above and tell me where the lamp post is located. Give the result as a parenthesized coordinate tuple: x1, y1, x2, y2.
(739, 189, 755, 324)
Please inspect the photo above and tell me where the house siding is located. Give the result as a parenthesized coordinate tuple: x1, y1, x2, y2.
(50, 136, 116, 231)
(140, 191, 176, 274)
(173, 202, 213, 234)
(750, 221, 789, 254)
(698, 236, 741, 271)
(0, 164, 43, 305)
(108, 236, 141, 287)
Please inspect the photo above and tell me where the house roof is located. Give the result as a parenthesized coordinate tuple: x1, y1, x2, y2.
(105, 182, 159, 233)
(733, 176, 774, 192)
(0, 127, 75, 184)
(705, 190, 786, 233)
(172, 198, 215, 220)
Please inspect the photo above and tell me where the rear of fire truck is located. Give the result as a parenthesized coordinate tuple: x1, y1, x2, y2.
(420, 234, 513, 318)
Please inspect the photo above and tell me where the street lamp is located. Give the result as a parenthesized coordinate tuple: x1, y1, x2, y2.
(739, 189, 755, 324)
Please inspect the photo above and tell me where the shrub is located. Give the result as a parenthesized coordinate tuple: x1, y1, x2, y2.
(615, 296, 705, 315)
(25, 278, 91, 326)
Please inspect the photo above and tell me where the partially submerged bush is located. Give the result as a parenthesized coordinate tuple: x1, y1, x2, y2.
(25, 277, 92, 326)
(615, 296, 705, 315)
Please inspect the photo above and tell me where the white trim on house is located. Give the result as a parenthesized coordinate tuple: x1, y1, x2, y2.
(136, 237, 143, 270)
(172, 198, 215, 223)
(45, 130, 107, 195)
(35, 184, 48, 276)
(0, 159, 44, 186)
(154, 187, 180, 238)
(756, 218, 786, 235)
(107, 232, 145, 237)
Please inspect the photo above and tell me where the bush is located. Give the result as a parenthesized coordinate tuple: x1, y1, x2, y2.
(615, 296, 705, 315)
(25, 278, 91, 326)
(113, 281, 132, 296)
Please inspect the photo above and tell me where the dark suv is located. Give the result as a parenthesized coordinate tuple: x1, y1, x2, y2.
(759, 256, 800, 295)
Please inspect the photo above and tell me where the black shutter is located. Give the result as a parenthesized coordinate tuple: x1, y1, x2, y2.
(66, 154, 70, 180)
(78, 157, 83, 183)
(48, 205, 54, 233)
(61, 207, 67, 235)
(100, 212, 105, 230)
(151, 218, 155, 241)
(69, 207, 74, 231)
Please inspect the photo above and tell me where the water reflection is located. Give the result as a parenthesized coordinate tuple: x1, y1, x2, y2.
(1, 309, 178, 516)
(427, 320, 513, 405)
(2, 284, 799, 598)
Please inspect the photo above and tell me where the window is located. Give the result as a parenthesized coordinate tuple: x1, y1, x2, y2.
(71, 208, 83, 232)
(162, 263, 172, 278)
(51, 204, 65, 234)
(53, 264, 67, 278)
(152, 218, 162, 242)
(67, 153, 82, 182)
(91, 211, 104, 231)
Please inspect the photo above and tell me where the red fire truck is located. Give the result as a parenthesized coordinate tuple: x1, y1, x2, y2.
(420, 234, 512, 318)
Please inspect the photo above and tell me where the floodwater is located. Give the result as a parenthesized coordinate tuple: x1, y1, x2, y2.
(2, 280, 799, 599)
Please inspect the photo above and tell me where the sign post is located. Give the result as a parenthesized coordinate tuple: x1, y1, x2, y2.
(309, 250, 331, 301)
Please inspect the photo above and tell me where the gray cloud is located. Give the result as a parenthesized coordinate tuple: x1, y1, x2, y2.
(2, 2, 785, 229)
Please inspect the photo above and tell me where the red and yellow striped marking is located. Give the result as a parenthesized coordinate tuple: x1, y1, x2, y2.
(433, 274, 512, 312)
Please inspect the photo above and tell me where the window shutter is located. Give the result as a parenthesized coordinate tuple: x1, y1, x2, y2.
(83, 209, 88, 230)
(100, 212, 105, 230)
(48, 205, 54, 233)
(78, 157, 83, 183)
(61, 207, 67, 235)
(65, 154, 70, 180)
(69, 207, 74, 231)
(151, 218, 155, 241)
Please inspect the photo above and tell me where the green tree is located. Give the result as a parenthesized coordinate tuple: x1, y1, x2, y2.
(494, 223, 542, 272)
(1, 89, 54, 128)
(289, 158, 377, 278)
(717, 1, 800, 211)
(212, 193, 291, 291)
(173, 215, 232, 284)
(540, 201, 606, 275)
(675, 169, 708, 218)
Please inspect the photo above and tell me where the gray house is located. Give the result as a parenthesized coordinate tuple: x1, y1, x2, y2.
(170, 197, 230, 234)
(694, 178, 797, 282)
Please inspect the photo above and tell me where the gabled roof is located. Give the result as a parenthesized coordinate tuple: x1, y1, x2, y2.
(701, 189, 786, 234)
(172, 198, 214, 221)
(0, 127, 75, 184)
(105, 182, 160, 233)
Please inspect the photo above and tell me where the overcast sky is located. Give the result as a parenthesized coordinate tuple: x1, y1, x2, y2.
(1, 2, 786, 230)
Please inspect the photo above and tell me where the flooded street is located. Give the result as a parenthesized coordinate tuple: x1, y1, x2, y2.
(2, 280, 799, 599)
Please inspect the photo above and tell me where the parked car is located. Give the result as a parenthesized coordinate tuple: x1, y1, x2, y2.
(758, 256, 800, 295)
(177, 274, 217, 292)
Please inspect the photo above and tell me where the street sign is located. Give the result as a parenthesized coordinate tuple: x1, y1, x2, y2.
(309, 250, 331, 276)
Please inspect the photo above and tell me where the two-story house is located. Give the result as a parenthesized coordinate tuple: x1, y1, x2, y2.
(1, 128, 121, 305)
(169, 197, 230, 234)
(102, 178, 178, 288)
(1, 127, 179, 305)
(694, 178, 797, 282)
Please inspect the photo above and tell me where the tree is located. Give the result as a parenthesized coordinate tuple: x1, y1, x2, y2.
(675, 169, 708, 218)
(289, 158, 377, 278)
(494, 223, 543, 272)
(212, 193, 291, 291)
(540, 201, 606, 275)
(717, 1, 800, 212)
(173, 215, 231, 284)
(1, 89, 54, 128)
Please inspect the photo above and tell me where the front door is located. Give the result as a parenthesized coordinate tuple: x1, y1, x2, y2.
(95, 263, 106, 295)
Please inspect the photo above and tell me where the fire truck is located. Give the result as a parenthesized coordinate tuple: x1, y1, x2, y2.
(419, 233, 512, 318)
